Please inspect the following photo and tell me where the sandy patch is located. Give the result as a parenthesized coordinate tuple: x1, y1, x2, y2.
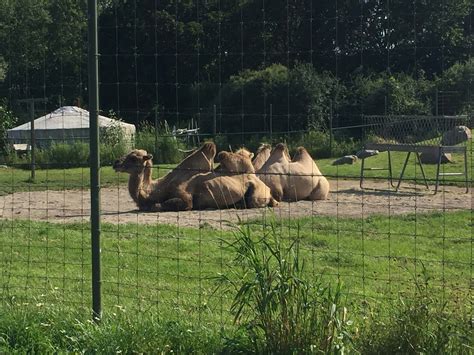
(0, 179, 470, 229)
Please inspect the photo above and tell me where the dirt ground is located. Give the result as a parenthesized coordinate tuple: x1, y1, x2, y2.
(0, 180, 470, 229)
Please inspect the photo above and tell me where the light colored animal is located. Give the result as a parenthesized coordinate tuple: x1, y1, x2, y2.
(112, 149, 156, 210)
(252, 144, 272, 171)
(114, 143, 216, 210)
(164, 151, 278, 211)
(235, 147, 254, 160)
(257, 143, 330, 202)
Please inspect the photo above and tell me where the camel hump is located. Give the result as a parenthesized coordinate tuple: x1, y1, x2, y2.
(256, 143, 271, 153)
(235, 147, 254, 160)
(217, 150, 255, 173)
(292, 146, 312, 162)
(274, 143, 287, 151)
(201, 142, 217, 155)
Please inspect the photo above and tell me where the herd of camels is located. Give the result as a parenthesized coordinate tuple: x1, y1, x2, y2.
(113, 142, 330, 212)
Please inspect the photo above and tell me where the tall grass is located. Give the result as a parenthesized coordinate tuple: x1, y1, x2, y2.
(358, 264, 473, 354)
(0, 217, 471, 352)
(217, 222, 354, 353)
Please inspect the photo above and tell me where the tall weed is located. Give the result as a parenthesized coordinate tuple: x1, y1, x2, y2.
(217, 222, 354, 354)
(357, 263, 473, 354)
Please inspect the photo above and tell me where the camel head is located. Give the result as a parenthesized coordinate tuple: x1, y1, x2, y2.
(235, 147, 254, 160)
(215, 151, 255, 173)
(113, 149, 153, 174)
(177, 142, 216, 172)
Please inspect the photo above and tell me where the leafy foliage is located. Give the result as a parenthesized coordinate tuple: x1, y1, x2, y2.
(0, 100, 17, 155)
(346, 73, 434, 116)
(436, 58, 474, 114)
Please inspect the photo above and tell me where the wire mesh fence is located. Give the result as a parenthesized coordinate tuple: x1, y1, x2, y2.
(0, 0, 473, 351)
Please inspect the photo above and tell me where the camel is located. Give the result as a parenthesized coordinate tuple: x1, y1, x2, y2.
(235, 147, 254, 160)
(114, 143, 216, 210)
(215, 147, 254, 173)
(162, 150, 278, 211)
(112, 149, 157, 210)
(115, 143, 277, 211)
(257, 143, 330, 202)
(251, 143, 272, 171)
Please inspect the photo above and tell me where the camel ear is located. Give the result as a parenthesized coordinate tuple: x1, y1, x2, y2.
(143, 154, 153, 161)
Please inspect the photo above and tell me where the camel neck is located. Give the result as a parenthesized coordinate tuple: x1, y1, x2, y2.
(128, 172, 145, 204)
(253, 152, 270, 171)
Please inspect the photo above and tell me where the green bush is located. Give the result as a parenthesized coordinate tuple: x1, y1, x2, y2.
(217, 222, 354, 353)
(437, 58, 474, 115)
(33, 142, 89, 168)
(346, 72, 434, 116)
(207, 63, 344, 136)
(0, 100, 17, 156)
(135, 121, 184, 164)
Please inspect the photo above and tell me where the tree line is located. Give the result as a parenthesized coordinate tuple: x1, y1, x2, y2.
(0, 0, 472, 134)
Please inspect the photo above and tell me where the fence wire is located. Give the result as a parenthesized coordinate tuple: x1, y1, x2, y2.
(0, 0, 472, 341)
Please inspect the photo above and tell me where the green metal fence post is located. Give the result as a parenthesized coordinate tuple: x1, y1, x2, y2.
(88, 0, 101, 322)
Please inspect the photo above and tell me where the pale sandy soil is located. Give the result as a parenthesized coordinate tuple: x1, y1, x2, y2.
(0, 180, 470, 229)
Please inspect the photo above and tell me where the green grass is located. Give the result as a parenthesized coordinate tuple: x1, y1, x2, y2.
(0, 211, 470, 313)
(0, 211, 471, 352)
(317, 147, 473, 186)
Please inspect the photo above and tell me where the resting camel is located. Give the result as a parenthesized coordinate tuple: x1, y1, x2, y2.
(215, 147, 254, 173)
(114, 143, 216, 210)
(164, 150, 278, 211)
(112, 149, 157, 210)
(115, 143, 277, 211)
(257, 143, 330, 202)
(251, 143, 272, 171)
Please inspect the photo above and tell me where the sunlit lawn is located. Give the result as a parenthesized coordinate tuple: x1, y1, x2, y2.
(0, 211, 470, 325)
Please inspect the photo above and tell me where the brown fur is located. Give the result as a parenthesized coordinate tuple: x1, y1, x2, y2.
(114, 143, 216, 210)
(163, 150, 278, 211)
(113, 149, 156, 210)
(257, 143, 330, 202)
(235, 147, 254, 160)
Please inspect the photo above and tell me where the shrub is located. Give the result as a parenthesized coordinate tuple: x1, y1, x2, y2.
(207, 63, 344, 136)
(0, 100, 17, 156)
(135, 121, 184, 164)
(436, 58, 474, 115)
(35, 142, 89, 168)
(347, 72, 433, 116)
(217, 222, 354, 354)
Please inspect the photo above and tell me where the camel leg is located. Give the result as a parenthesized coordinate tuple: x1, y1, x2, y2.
(271, 186, 284, 202)
(245, 182, 279, 208)
(161, 190, 193, 211)
(138, 200, 159, 212)
(308, 178, 330, 200)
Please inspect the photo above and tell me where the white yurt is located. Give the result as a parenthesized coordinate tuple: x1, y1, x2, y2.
(7, 106, 136, 148)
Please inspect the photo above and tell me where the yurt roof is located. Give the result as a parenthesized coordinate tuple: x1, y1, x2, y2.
(8, 106, 135, 132)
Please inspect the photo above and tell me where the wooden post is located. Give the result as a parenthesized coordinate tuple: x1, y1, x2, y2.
(18, 98, 47, 181)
